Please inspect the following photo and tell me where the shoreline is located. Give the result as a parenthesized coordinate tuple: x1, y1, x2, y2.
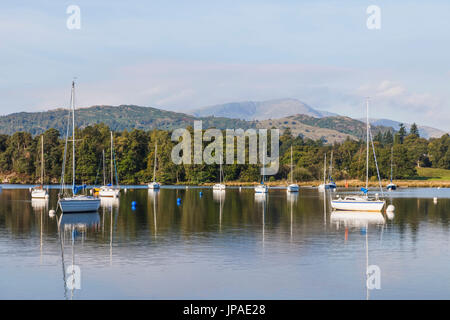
(2, 179, 450, 188)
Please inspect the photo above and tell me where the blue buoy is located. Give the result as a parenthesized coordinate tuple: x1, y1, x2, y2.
(199, 191, 203, 197)
(360, 227, 367, 235)
(132, 201, 137, 206)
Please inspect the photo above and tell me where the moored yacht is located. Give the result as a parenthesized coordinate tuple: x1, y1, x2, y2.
(99, 131, 120, 198)
(58, 81, 100, 213)
(213, 155, 226, 191)
(330, 98, 385, 212)
(31, 135, 49, 199)
(287, 146, 299, 192)
(148, 143, 160, 189)
(255, 153, 269, 194)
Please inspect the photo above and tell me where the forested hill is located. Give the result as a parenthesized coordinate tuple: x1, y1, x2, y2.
(0, 104, 394, 143)
(0, 105, 252, 136)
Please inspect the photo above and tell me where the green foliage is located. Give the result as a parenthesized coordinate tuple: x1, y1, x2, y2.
(0, 124, 448, 184)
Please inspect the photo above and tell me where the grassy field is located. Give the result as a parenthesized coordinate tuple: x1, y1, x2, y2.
(415, 167, 450, 181)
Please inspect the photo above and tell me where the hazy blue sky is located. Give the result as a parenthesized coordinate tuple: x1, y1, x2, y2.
(1, 0, 449, 130)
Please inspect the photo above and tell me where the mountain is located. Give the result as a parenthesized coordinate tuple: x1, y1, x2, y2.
(0, 103, 437, 145)
(255, 116, 356, 144)
(190, 98, 337, 120)
(0, 105, 252, 136)
(256, 114, 392, 143)
(363, 118, 447, 139)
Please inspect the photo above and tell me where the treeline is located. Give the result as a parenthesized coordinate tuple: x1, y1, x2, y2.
(0, 123, 448, 185)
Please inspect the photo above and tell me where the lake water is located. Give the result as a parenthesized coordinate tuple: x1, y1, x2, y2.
(0, 186, 449, 299)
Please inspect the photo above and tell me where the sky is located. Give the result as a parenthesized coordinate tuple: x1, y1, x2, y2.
(0, 0, 449, 131)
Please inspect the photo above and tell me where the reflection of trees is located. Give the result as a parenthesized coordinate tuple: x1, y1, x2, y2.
(1, 189, 449, 244)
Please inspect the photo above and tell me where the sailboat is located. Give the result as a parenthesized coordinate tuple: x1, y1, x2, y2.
(386, 147, 397, 191)
(331, 99, 385, 212)
(58, 81, 100, 213)
(255, 152, 269, 193)
(99, 131, 120, 198)
(287, 146, 299, 192)
(31, 135, 49, 199)
(148, 143, 160, 189)
(213, 155, 226, 190)
(318, 152, 337, 191)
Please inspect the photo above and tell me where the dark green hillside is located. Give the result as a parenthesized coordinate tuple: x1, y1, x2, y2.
(291, 114, 392, 139)
(0, 105, 252, 135)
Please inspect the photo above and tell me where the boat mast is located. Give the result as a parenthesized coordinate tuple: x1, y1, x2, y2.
(329, 150, 333, 182)
(153, 143, 157, 182)
(390, 147, 393, 182)
(323, 153, 326, 185)
(366, 98, 369, 191)
(290, 146, 293, 184)
(71, 81, 76, 195)
(219, 154, 223, 184)
(41, 135, 44, 186)
(110, 131, 113, 186)
(102, 149, 106, 186)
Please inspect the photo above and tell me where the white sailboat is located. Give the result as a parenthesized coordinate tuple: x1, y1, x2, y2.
(331, 98, 385, 212)
(99, 131, 120, 198)
(318, 152, 336, 191)
(31, 135, 49, 199)
(386, 147, 397, 191)
(213, 155, 226, 190)
(148, 143, 160, 189)
(287, 146, 299, 192)
(58, 81, 100, 213)
(255, 152, 269, 194)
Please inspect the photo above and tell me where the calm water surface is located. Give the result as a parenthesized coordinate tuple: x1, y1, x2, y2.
(0, 186, 449, 299)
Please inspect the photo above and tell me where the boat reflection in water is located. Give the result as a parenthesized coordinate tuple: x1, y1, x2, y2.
(100, 196, 119, 208)
(213, 190, 225, 231)
(330, 211, 385, 227)
(148, 189, 159, 238)
(58, 212, 100, 300)
(330, 210, 385, 300)
(254, 192, 267, 248)
(286, 190, 298, 203)
(31, 198, 48, 210)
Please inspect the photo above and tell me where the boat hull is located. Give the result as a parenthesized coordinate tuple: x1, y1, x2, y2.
(59, 197, 101, 213)
(318, 183, 336, 191)
(387, 184, 397, 191)
(331, 200, 385, 212)
(31, 189, 48, 199)
(98, 187, 120, 198)
(287, 184, 299, 192)
(213, 184, 226, 191)
(148, 182, 160, 189)
(255, 185, 269, 193)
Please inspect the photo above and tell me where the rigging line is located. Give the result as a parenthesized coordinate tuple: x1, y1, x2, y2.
(369, 128, 384, 197)
(60, 94, 72, 197)
(93, 155, 102, 186)
(113, 146, 120, 187)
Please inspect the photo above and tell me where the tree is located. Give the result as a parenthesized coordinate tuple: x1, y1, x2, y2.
(397, 123, 407, 144)
(410, 123, 419, 137)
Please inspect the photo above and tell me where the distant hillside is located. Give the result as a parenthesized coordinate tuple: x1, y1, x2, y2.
(190, 98, 336, 120)
(255, 116, 357, 144)
(0, 104, 407, 145)
(363, 118, 447, 139)
(0, 105, 252, 135)
(287, 114, 392, 140)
